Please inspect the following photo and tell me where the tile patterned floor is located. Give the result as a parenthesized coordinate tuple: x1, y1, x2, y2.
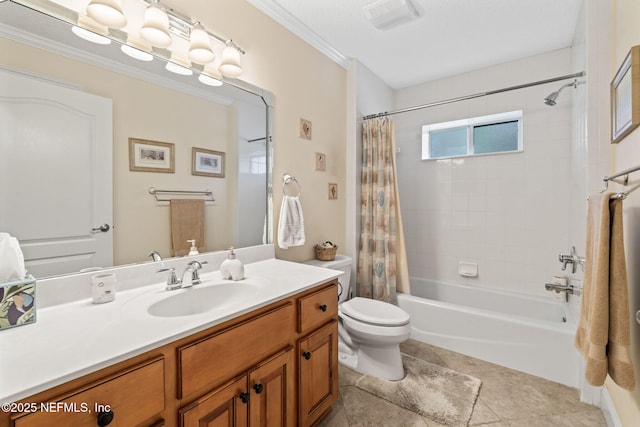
(318, 340, 606, 427)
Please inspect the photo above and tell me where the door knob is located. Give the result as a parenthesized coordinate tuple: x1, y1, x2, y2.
(92, 224, 111, 233)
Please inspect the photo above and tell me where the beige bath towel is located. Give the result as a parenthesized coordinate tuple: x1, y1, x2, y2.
(169, 199, 205, 257)
(575, 192, 635, 390)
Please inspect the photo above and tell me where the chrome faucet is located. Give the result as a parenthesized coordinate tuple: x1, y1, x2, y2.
(157, 261, 207, 291)
(148, 251, 162, 262)
(558, 246, 585, 274)
(544, 282, 582, 296)
(181, 261, 206, 288)
(157, 267, 181, 291)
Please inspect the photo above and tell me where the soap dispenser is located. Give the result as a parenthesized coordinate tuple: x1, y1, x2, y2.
(220, 246, 244, 281)
(187, 240, 199, 256)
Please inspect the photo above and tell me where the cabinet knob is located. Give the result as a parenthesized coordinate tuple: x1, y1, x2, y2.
(302, 351, 311, 360)
(239, 392, 250, 403)
(97, 410, 114, 426)
(253, 383, 264, 394)
(318, 304, 327, 312)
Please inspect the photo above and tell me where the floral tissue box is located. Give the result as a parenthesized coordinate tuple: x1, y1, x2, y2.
(0, 275, 36, 331)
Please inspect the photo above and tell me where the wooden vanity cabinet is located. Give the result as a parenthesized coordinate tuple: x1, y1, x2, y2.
(297, 285, 339, 427)
(3, 280, 339, 427)
(180, 347, 295, 427)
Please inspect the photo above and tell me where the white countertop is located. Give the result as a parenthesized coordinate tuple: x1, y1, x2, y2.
(0, 257, 340, 403)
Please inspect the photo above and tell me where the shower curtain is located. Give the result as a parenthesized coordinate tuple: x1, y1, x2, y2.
(357, 118, 410, 303)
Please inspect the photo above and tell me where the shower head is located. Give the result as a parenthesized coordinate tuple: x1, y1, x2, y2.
(544, 79, 584, 106)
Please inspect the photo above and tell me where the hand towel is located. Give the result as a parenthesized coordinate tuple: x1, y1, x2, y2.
(575, 192, 635, 390)
(0, 232, 26, 282)
(278, 195, 305, 249)
(169, 199, 205, 257)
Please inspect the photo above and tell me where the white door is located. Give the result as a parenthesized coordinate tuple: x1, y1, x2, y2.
(0, 68, 113, 277)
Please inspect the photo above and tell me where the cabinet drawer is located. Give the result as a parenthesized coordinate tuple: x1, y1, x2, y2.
(179, 302, 295, 398)
(298, 283, 337, 333)
(14, 358, 165, 427)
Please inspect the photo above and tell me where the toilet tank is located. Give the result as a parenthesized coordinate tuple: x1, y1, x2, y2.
(304, 255, 352, 303)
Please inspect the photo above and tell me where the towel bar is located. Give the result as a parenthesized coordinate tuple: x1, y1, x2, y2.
(148, 187, 215, 202)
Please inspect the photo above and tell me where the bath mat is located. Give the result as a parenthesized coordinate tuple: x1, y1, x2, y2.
(354, 353, 481, 426)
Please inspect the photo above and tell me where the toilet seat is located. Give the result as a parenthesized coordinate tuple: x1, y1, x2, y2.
(340, 297, 410, 326)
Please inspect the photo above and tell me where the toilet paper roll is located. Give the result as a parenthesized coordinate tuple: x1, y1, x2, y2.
(91, 273, 116, 304)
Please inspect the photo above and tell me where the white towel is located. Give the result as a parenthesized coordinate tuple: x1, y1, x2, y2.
(0, 232, 26, 282)
(278, 196, 305, 249)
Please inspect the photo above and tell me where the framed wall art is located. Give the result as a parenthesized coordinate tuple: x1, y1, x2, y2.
(611, 45, 640, 144)
(192, 147, 225, 178)
(129, 138, 175, 173)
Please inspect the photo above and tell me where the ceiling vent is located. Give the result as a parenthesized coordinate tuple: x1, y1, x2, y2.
(363, 0, 422, 30)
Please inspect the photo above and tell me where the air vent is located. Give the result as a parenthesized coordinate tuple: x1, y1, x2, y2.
(363, 0, 422, 30)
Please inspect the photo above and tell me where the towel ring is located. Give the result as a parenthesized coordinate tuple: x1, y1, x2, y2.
(282, 174, 301, 197)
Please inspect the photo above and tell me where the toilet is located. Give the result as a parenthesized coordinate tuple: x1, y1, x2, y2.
(304, 255, 411, 381)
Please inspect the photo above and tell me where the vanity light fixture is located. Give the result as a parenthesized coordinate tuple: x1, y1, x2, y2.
(219, 40, 243, 78)
(188, 22, 215, 64)
(78, 0, 246, 80)
(140, 0, 172, 48)
(86, 0, 127, 29)
(71, 26, 111, 45)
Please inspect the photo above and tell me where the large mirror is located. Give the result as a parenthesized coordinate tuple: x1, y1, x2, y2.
(0, 0, 274, 279)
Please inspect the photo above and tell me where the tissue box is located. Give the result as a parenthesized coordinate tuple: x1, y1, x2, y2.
(0, 275, 36, 331)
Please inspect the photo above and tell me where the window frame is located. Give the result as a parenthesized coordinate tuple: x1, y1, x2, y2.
(421, 110, 523, 160)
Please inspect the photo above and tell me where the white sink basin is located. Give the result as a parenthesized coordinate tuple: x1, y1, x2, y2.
(147, 280, 262, 317)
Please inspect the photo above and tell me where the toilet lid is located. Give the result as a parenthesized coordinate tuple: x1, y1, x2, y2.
(340, 297, 410, 326)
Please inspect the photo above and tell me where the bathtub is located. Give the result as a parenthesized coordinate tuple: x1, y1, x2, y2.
(396, 278, 581, 387)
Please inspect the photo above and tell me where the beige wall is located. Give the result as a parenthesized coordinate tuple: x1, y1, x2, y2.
(594, 0, 640, 423)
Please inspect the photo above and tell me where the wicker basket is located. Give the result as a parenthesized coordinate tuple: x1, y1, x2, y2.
(314, 244, 337, 261)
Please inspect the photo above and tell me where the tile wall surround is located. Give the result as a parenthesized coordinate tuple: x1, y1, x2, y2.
(394, 48, 582, 298)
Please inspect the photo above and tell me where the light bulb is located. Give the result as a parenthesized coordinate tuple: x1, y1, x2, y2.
(86, 0, 127, 29)
(189, 24, 215, 64)
(219, 43, 242, 78)
(140, 4, 172, 48)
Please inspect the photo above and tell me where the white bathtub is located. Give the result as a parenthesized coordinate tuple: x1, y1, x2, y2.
(396, 278, 581, 387)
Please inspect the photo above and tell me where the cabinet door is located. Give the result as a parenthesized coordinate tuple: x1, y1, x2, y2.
(180, 376, 249, 427)
(298, 321, 338, 427)
(248, 347, 295, 427)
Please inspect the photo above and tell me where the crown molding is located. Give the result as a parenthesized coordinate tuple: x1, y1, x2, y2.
(247, 0, 351, 69)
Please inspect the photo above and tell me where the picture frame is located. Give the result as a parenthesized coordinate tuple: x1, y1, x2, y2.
(129, 138, 175, 173)
(611, 45, 640, 144)
(192, 147, 225, 178)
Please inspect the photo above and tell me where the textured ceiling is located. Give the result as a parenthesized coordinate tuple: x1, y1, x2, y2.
(249, 0, 585, 89)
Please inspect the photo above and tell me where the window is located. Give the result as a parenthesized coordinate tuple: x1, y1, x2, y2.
(422, 110, 523, 159)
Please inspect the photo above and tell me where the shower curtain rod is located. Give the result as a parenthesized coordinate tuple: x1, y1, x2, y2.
(362, 71, 586, 120)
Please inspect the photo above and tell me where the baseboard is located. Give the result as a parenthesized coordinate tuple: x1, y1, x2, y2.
(600, 386, 622, 427)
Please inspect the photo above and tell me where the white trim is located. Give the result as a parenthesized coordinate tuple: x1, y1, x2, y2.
(247, 0, 352, 69)
(600, 386, 622, 427)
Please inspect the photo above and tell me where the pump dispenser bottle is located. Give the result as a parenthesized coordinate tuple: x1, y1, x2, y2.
(220, 246, 244, 281)
(187, 240, 199, 256)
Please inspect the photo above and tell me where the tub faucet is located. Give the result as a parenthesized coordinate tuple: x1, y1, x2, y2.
(558, 246, 585, 274)
(544, 282, 582, 296)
